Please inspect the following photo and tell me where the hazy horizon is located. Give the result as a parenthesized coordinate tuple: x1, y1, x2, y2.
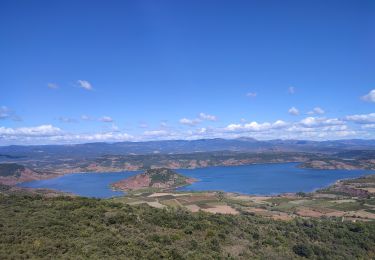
(2, 136, 375, 147)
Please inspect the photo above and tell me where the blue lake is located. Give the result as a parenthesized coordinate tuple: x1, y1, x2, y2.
(177, 163, 370, 195)
(19, 163, 371, 198)
(19, 171, 139, 198)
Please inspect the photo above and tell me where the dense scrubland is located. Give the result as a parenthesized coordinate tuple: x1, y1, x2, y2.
(0, 192, 374, 259)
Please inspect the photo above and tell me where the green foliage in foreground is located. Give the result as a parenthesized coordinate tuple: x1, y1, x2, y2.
(0, 195, 374, 259)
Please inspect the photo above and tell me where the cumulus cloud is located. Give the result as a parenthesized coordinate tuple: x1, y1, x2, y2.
(0, 125, 62, 137)
(0, 124, 134, 145)
(246, 92, 257, 97)
(179, 118, 201, 126)
(299, 117, 344, 127)
(47, 83, 59, 89)
(361, 89, 375, 102)
(0, 116, 364, 145)
(99, 116, 113, 123)
(180, 112, 218, 126)
(199, 112, 217, 121)
(345, 113, 375, 124)
(285, 127, 356, 139)
(225, 120, 288, 132)
(220, 116, 353, 141)
(288, 107, 299, 115)
(307, 107, 325, 115)
(143, 130, 169, 136)
(273, 120, 288, 128)
(361, 124, 375, 129)
(77, 80, 93, 90)
(288, 86, 295, 94)
(288, 124, 348, 133)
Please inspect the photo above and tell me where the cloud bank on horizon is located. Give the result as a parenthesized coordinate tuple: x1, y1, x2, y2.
(0, 107, 375, 145)
(0, 0, 374, 145)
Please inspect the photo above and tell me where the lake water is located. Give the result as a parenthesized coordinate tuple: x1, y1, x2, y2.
(19, 171, 139, 198)
(18, 163, 370, 198)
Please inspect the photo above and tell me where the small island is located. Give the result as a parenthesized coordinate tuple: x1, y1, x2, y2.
(112, 168, 196, 191)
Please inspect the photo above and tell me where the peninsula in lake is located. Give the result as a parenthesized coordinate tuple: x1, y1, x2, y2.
(112, 168, 196, 191)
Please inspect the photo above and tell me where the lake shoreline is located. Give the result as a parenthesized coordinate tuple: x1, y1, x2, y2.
(16, 163, 372, 199)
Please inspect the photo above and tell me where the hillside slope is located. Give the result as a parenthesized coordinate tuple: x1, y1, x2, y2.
(0, 163, 57, 185)
(0, 194, 374, 259)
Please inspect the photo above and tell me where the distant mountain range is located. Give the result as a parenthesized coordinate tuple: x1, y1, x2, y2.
(1, 138, 375, 160)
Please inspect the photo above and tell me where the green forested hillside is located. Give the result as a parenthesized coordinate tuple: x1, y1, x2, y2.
(0, 194, 374, 259)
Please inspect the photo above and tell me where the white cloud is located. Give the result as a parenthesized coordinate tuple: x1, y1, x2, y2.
(246, 92, 257, 97)
(179, 118, 201, 126)
(77, 80, 93, 90)
(273, 120, 288, 128)
(143, 130, 169, 136)
(225, 124, 242, 131)
(51, 132, 133, 142)
(180, 112, 217, 126)
(288, 107, 299, 115)
(225, 120, 287, 132)
(197, 127, 207, 134)
(288, 86, 295, 94)
(2, 111, 374, 145)
(47, 83, 59, 89)
(307, 107, 325, 115)
(99, 116, 113, 123)
(361, 89, 375, 102)
(0, 117, 365, 145)
(345, 113, 375, 124)
(288, 124, 348, 133)
(0, 124, 134, 145)
(243, 122, 272, 131)
(0, 125, 62, 137)
(199, 112, 217, 121)
(361, 124, 375, 129)
(220, 118, 356, 140)
(299, 117, 344, 127)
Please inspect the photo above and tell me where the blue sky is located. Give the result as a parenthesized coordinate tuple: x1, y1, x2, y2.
(0, 0, 374, 145)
